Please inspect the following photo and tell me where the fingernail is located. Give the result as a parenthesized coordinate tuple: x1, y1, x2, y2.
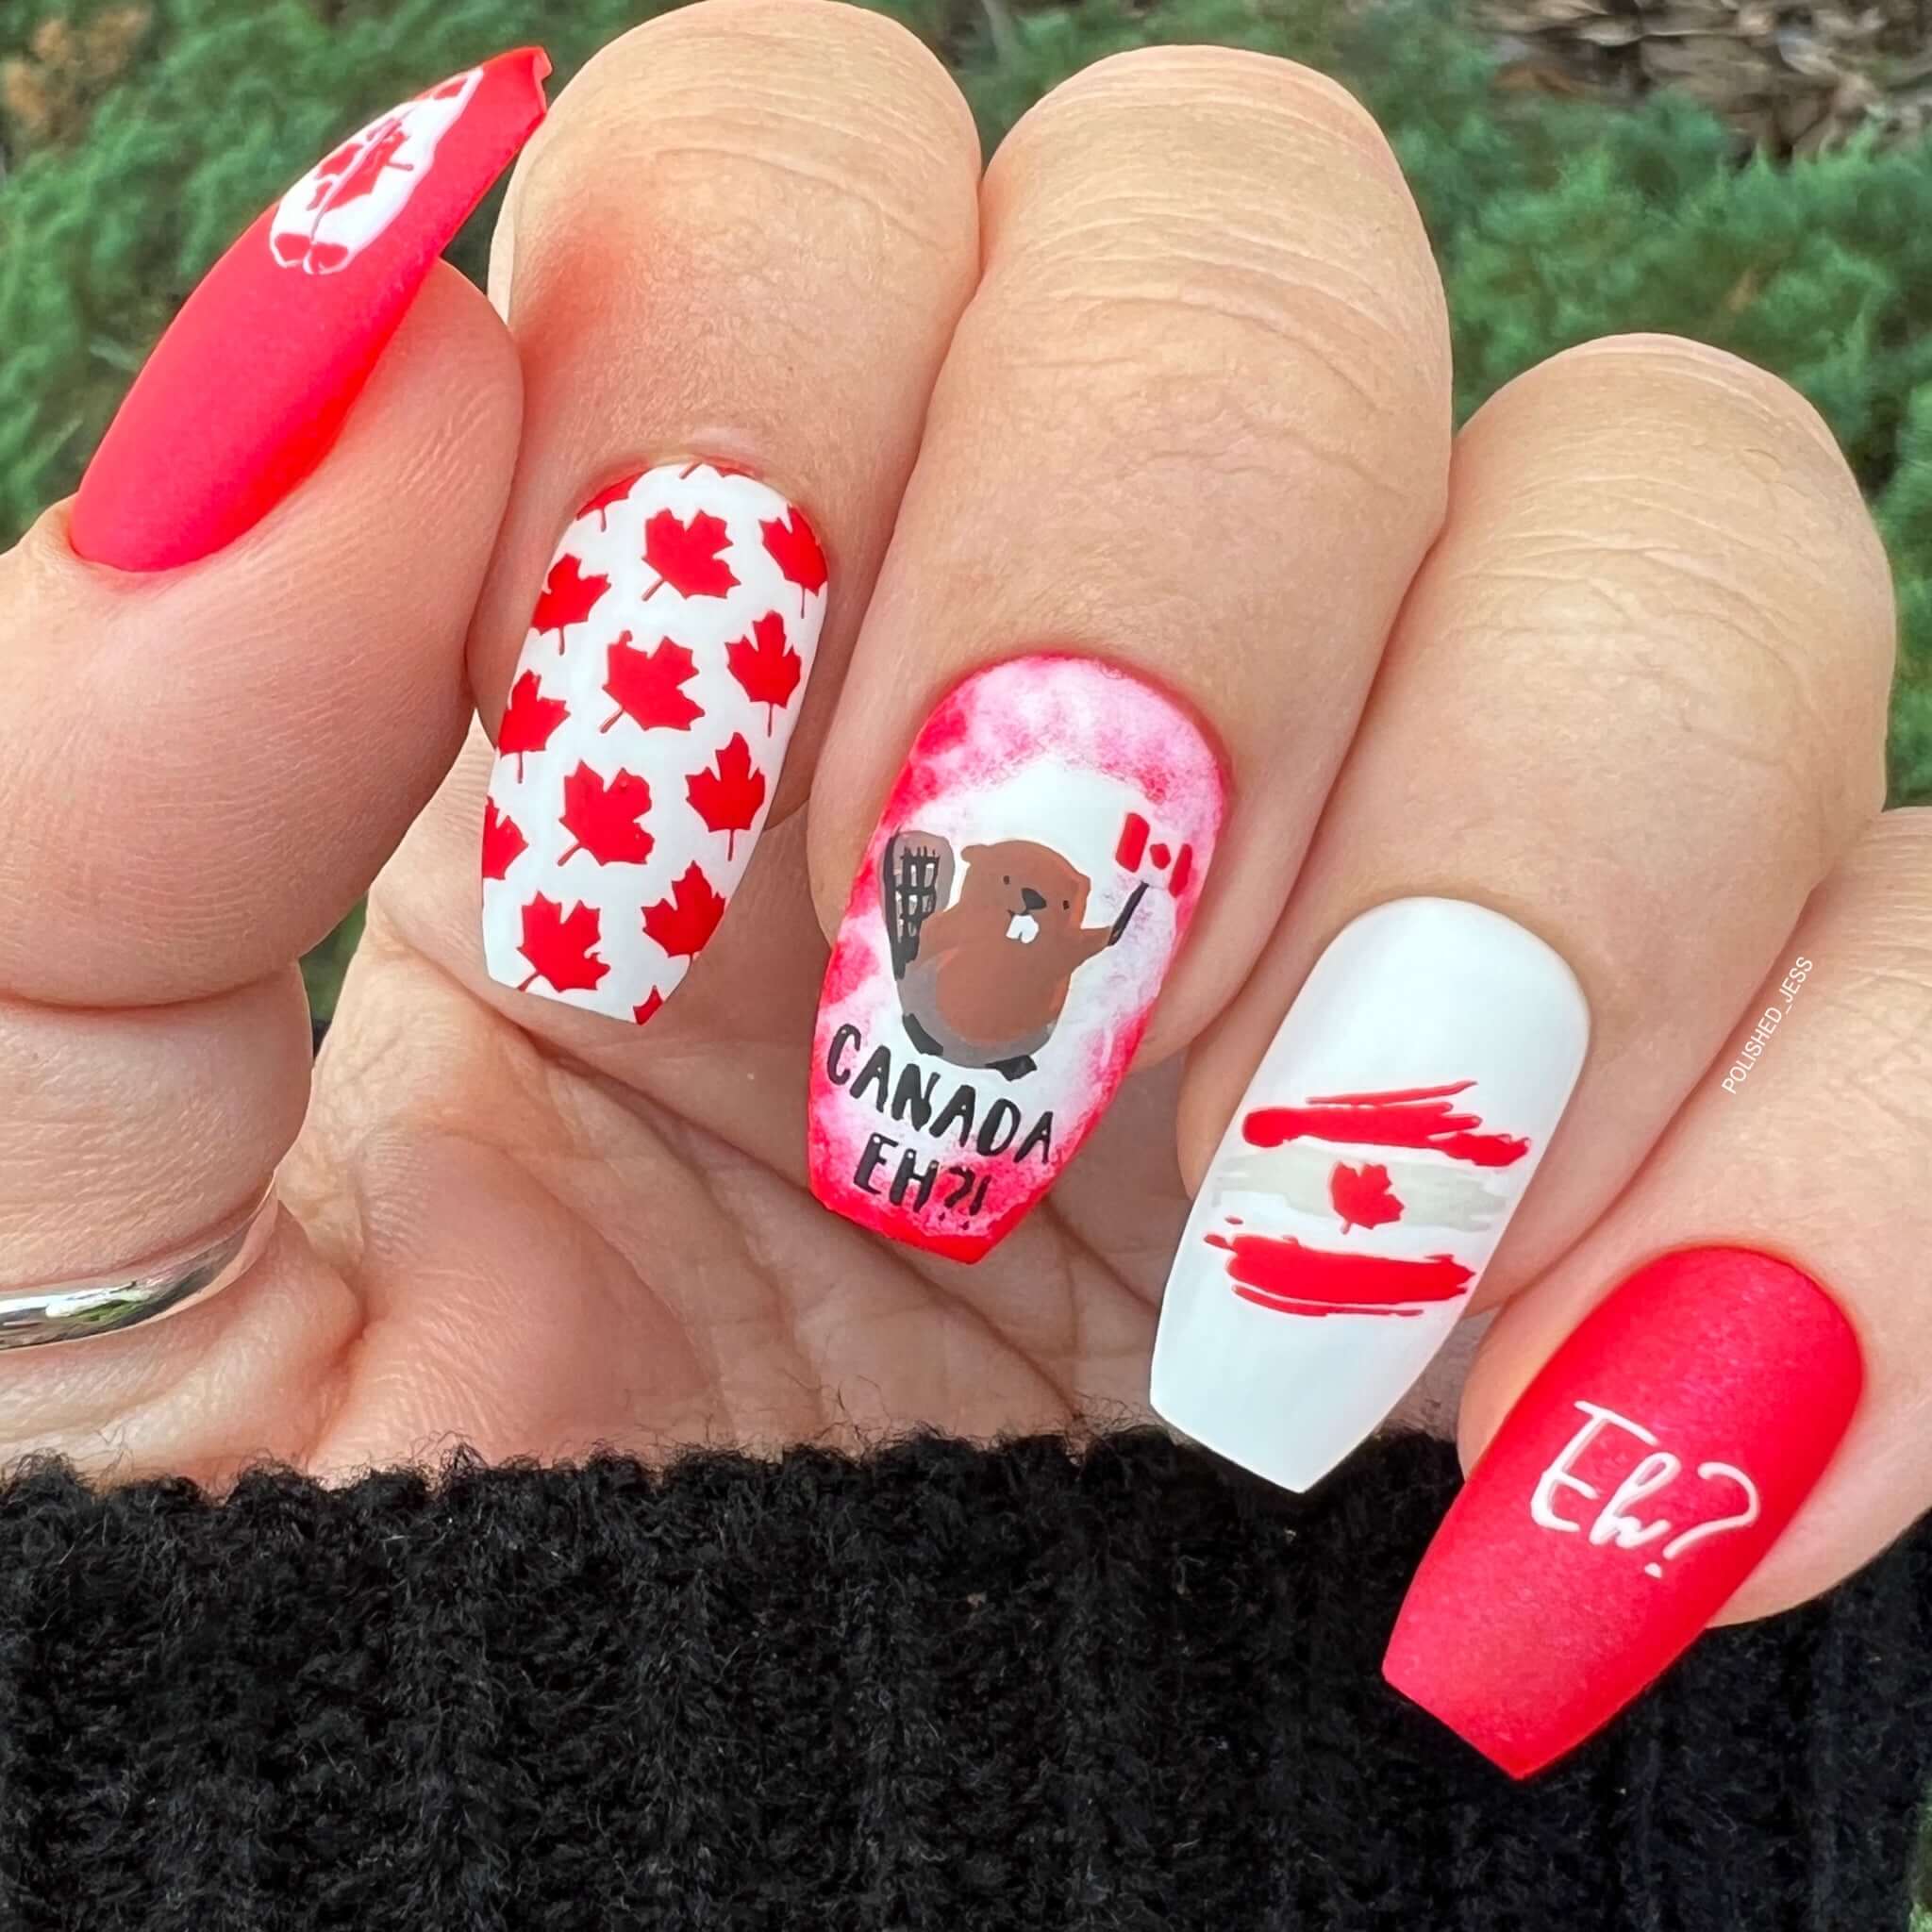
(481, 462, 828, 1023)
(69, 49, 549, 573)
(1151, 897, 1589, 1491)
(1383, 1246, 1862, 1776)
(808, 654, 1224, 1262)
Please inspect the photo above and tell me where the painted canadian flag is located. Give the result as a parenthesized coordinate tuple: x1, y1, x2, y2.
(270, 66, 484, 274)
(1148, 897, 1591, 1495)
(1114, 811, 1196, 899)
(1208, 1079, 1530, 1318)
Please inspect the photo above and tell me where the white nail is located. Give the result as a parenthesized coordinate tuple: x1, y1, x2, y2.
(481, 461, 826, 1024)
(1151, 897, 1590, 1491)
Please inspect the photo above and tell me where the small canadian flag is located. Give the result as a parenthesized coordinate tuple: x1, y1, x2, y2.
(1115, 811, 1194, 896)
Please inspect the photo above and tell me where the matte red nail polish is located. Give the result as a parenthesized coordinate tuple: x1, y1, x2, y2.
(69, 48, 548, 574)
(1383, 1245, 1861, 1777)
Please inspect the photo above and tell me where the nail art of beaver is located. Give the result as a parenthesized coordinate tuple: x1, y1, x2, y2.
(880, 831, 1147, 1081)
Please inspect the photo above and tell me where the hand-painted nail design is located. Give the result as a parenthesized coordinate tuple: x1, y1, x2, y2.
(481, 462, 828, 1024)
(1383, 1246, 1862, 1777)
(70, 49, 549, 574)
(809, 654, 1224, 1263)
(1151, 898, 1589, 1491)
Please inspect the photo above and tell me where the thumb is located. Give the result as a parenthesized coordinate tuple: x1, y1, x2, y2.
(0, 60, 527, 1389)
(0, 263, 520, 1008)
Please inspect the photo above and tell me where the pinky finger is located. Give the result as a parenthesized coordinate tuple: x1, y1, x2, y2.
(1384, 808, 1932, 1776)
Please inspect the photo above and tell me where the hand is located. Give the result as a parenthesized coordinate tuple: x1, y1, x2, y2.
(3, 2, 1926, 1775)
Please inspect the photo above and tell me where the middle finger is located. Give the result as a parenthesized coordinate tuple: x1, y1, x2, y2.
(806, 47, 1452, 1260)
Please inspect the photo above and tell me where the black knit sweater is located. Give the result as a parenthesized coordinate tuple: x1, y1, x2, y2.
(0, 1429, 1924, 1929)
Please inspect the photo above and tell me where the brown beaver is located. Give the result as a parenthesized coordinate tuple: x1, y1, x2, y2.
(881, 832, 1146, 1080)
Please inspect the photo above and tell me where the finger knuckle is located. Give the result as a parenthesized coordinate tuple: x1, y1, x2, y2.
(977, 47, 1447, 521)
(1470, 334, 1894, 860)
(1024, 45, 1395, 175)
(518, 0, 980, 263)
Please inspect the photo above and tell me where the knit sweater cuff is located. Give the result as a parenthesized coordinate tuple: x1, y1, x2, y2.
(1, 1429, 1925, 1926)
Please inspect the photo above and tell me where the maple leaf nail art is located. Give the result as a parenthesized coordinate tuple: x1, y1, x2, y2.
(726, 612, 803, 735)
(481, 799, 528, 882)
(642, 508, 739, 601)
(760, 509, 828, 613)
(601, 633, 703, 737)
(686, 735, 766, 859)
(497, 672, 568, 782)
(558, 765, 655, 867)
(516, 896, 608, 996)
(641, 863, 729, 961)
(532, 555, 611, 650)
(482, 463, 827, 1024)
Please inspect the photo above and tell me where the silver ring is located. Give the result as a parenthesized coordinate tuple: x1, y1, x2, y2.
(0, 1190, 278, 1352)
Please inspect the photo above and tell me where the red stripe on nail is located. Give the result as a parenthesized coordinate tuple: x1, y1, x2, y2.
(1242, 1085, 1530, 1170)
(1207, 1231, 1473, 1309)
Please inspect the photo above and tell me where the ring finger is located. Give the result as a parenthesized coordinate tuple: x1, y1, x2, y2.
(1154, 336, 1893, 1491)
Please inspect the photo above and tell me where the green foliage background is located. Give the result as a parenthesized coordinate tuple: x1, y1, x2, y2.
(5, 0, 1932, 1020)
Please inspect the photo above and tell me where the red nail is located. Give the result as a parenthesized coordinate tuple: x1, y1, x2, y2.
(69, 49, 548, 574)
(1383, 1245, 1861, 1777)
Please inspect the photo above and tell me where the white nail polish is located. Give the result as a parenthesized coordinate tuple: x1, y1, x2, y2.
(1151, 897, 1590, 1491)
(481, 461, 827, 1024)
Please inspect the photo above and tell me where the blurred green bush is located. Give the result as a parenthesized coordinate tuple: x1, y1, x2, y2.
(5, 0, 1930, 1017)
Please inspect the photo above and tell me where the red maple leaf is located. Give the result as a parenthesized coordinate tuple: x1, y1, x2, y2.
(641, 508, 738, 602)
(309, 138, 362, 189)
(481, 799, 527, 881)
(532, 553, 610, 650)
(633, 989, 664, 1027)
(641, 862, 727, 960)
(685, 733, 767, 859)
(306, 121, 409, 213)
(725, 610, 802, 734)
(1330, 1160, 1404, 1233)
(760, 508, 827, 613)
(516, 894, 608, 995)
(496, 671, 569, 780)
(558, 763, 655, 865)
(579, 475, 637, 531)
(601, 631, 703, 737)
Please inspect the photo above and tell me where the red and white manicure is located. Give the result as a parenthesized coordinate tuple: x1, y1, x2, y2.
(1383, 1246, 1862, 1776)
(1151, 898, 1590, 1491)
(70, 49, 548, 573)
(481, 462, 828, 1024)
(808, 654, 1224, 1263)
